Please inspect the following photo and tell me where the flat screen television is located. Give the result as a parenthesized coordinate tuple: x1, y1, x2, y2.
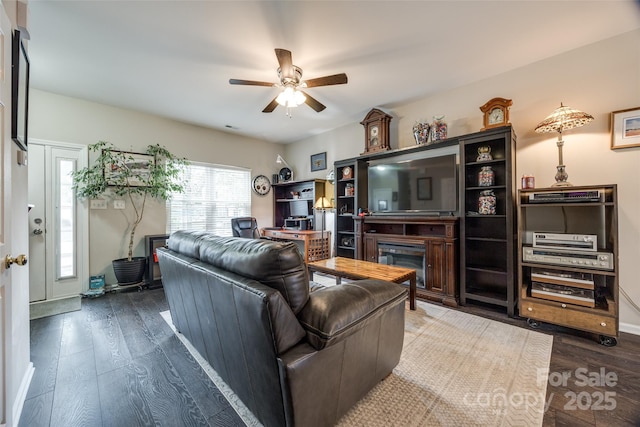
(367, 148, 458, 215)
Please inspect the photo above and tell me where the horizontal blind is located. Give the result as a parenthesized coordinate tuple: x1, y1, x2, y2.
(167, 162, 251, 236)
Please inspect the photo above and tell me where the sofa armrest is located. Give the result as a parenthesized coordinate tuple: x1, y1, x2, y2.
(297, 279, 406, 350)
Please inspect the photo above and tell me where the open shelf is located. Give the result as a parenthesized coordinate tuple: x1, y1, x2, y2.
(517, 185, 619, 342)
(459, 126, 517, 316)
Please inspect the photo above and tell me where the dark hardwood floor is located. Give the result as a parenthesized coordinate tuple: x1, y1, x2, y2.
(21, 289, 640, 427)
(20, 288, 245, 427)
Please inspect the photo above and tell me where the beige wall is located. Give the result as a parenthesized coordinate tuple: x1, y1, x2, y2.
(284, 29, 640, 332)
(29, 89, 283, 284)
(30, 29, 640, 331)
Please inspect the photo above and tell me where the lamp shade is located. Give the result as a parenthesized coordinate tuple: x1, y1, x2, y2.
(535, 103, 594, 134)
(276, 154, 290, 167)
(315, 196, 332, 209)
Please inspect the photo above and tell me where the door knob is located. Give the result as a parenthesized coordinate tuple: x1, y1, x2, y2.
(33, 228, 43, 235)
(5, 254, 28, 269)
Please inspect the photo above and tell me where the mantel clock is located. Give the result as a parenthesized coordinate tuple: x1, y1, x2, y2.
(361, 108, 392, 154)
(480, 97, 513, 131)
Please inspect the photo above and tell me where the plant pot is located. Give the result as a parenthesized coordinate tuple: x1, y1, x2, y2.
(112, 257, 147, 285)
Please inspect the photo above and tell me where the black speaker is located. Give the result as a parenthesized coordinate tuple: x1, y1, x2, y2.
(272, 174, 279, 184)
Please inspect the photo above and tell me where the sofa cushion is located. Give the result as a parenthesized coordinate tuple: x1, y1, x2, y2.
(297, 279, 407, 350)
(196, 235, 310, 314)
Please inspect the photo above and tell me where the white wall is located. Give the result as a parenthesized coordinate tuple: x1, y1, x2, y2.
(285, 29, 640, 331)
(29, 89, 283, 284)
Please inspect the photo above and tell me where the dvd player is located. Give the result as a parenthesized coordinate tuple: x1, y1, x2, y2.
(528, 190, 602, 203)
(533, 232, 597, 252)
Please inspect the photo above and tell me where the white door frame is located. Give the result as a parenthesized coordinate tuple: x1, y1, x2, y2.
(29, 139, 89, 300)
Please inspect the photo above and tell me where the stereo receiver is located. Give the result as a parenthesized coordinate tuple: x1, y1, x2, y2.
(533, 232, 597, 252)
(522, 247, 614, 270)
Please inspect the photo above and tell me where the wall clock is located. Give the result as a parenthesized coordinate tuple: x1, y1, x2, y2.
(480, 97, 513, 131)
(252, 174, 272, 195)
(360, 108, 392, 154)
(279, 167, 293, 182)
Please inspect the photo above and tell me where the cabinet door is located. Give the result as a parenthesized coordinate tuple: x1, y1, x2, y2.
(363, 235, 377, 262)
(426, 240, 445, 293)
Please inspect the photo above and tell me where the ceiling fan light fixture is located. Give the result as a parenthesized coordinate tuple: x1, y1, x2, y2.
(276, 85, 306, 108)
(230, 49, 346, 113)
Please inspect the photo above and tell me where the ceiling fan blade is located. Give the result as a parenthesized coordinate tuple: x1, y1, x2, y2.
(229, 79, 275, 87)
(275, 48, 293, 78)
(304, 73, 348, 88)
(300, 91, 326, 112)
(262, 97, 279, 113)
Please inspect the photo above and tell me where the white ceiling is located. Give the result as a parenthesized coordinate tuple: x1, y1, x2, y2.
(27, 1, 640, 144)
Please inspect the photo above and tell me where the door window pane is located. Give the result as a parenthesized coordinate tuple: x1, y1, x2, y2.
(58, 159, 76, 278)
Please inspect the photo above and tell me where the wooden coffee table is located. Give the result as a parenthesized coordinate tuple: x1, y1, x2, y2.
(307, 257, 417, 310)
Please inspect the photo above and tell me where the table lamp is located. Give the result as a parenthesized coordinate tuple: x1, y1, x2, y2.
(534, 103, 594, 187)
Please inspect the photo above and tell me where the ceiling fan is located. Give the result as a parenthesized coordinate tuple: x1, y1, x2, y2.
(229, 48, 348, 113)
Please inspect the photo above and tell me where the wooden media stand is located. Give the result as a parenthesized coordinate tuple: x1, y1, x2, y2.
(354, 215, 459, 307)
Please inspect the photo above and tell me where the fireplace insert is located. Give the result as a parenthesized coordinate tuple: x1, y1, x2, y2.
(378, 242, 425, 289)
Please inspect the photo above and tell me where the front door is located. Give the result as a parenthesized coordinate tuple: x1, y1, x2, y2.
(28, 141, 88, 303)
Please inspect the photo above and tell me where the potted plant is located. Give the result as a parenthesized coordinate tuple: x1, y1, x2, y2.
(72, 141, 189, 285)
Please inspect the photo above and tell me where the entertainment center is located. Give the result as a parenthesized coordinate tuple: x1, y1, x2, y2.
(333, 126, 518, 311)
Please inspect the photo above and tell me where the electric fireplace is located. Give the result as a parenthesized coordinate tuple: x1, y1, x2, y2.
(378, 242, 426, 289)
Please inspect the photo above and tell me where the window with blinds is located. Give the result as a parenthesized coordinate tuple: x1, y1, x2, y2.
(166, 162, 251, 236)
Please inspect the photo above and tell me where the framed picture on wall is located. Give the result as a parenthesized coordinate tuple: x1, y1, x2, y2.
(611, 107, 640, 150)
(104, 151, 154, 187)
(11, 30, 29, 151)
(311, 152, 327, 171)
(417, 177, 432, 200)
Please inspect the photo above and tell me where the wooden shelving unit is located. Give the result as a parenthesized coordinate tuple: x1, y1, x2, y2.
(459, 126, 518, 316)
(518, 184, 619, 346)
(272, 179, 326, 228)
(334, 158, 367, 259)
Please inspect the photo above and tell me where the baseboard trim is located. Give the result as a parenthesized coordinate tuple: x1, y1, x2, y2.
(12, 362, 34, 426)
(29, 295, 81, 320)
(620, 322, 640, 336)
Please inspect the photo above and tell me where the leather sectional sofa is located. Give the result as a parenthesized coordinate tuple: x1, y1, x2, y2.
(157, 230, 406, 427)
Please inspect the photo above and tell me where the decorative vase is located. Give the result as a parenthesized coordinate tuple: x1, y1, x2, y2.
(112, 257, 147, 285)
(478, 190, 497, 215)
(345, 183, 354, 196)
(476, 146, 493, 162)
(413, 122, 431, 145)
(431, 115, 448, 142)
(478, 166, 495, 187)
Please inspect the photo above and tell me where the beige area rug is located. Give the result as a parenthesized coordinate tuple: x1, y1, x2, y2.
(161, 300, 552, 427)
